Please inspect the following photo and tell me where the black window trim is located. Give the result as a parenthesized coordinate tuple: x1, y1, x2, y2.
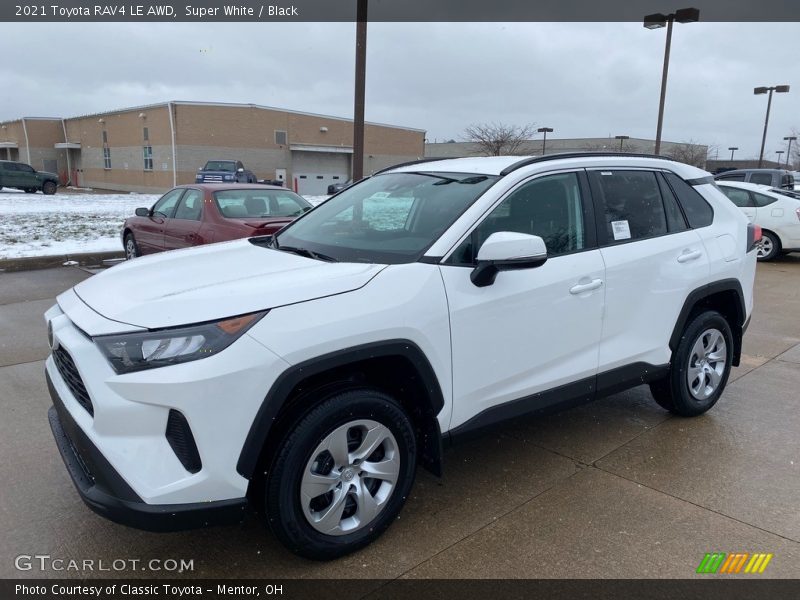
(441, 168, 598, 267)
(655, 171, 690, 232)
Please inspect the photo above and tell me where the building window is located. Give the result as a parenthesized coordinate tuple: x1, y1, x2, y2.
(102, 130, 108, 144)
(143, 127, 149, 141)
(275, 130, 287, 146)
(103, 147, 111, 170)
(143, 145, 153, 171)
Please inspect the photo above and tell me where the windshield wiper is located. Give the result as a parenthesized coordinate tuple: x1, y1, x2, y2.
(278, 245, 338, 262)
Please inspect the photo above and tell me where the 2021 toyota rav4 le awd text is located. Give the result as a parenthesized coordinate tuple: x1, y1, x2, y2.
(45, 154, 758, 559)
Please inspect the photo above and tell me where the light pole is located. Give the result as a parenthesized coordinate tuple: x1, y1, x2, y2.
(644, 8, 700, 155)
(784, 136, 797, 167)
(537, 127, 553, 155)
(615, 135, 630, 152)
(754, 85, 790, 168)
(776, 150, 784, 166)
(352, 0, 368, 182)
(728, 146, 738, 161)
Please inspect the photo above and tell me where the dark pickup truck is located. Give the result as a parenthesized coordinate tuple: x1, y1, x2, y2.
(0, 160, 59, 194)
(195, 160, 257, 184)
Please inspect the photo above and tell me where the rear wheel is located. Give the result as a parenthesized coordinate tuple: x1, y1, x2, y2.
(650, 310, 733, 417)
(42, 181, 57, 195)
(266, 388, 417, 560)
(124, 233, 140, 260)
(756, 231, 780, 261)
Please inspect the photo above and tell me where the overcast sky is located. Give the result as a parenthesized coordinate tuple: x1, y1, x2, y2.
(1, 22, 798, 160)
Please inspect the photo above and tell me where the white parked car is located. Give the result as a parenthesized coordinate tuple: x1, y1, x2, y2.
(716, 180, 800, 261)
(45, 154, 758, 559)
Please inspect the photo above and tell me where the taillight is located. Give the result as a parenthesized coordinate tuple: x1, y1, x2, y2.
(796, 207, 800, 223)
(747, 223, 762, 253)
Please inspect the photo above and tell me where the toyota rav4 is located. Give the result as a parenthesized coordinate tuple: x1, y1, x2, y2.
(45, 154, 758, 560)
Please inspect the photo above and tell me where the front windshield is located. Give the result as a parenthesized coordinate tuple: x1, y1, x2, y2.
(274, 172, 498, 263)
(205, 161, 236, 172)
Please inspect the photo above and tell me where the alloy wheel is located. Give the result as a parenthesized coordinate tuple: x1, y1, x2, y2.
(300, 419, 400, 536)
(757, 236, 773, 259)
(687, 328, 727, 400)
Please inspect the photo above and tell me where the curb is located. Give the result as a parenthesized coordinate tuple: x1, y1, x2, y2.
(0, 251, 125, 272)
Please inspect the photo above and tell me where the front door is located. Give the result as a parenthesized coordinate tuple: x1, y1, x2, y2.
(163, 188, 204, 250)
(137, 188, 183, 254)
(439, 171, 605, 431)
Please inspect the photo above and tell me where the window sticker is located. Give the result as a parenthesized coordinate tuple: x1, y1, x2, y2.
(600, 171, 614, 176)
(611, 220, 631, 240)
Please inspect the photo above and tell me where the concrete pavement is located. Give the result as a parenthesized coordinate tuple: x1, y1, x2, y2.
(1, 257, 798, 579)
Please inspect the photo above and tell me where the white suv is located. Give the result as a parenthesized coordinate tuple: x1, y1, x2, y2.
(45, 154, 758, 559)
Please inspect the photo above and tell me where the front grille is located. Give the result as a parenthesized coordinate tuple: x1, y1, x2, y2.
(202, 175, 223, 182)
(165, 410, 202, 473)
(53, 346, 94, 416)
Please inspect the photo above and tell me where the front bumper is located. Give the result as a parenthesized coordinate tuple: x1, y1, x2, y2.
(47, 370, 247, 531)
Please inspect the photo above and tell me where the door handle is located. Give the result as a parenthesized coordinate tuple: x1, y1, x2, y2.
(677, 249, 702, 263)
(570, 279, 603, 295)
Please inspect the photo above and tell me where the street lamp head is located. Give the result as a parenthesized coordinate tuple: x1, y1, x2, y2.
(754, 87, 769, 95)
(615, 135, 630, 140)
(675, 7, 700, 23)
(785, 136, 798, 142)
(775, 85, 791, 93)
(728, 147, 738, 150)
(537, 127, 553, 133)
(643, 13, 667, 29)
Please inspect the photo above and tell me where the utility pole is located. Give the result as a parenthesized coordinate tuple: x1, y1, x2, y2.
(352, 0, 368, 182)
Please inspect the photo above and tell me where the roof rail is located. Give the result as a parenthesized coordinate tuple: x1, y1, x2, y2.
(498, 152, 674, 176)
(372, 156, 460, 175)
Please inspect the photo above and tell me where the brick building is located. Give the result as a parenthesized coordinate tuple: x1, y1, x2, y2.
(0, 101, 426, 194)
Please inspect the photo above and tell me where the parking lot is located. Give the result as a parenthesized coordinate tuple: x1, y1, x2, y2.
(1, 256, 799, 579)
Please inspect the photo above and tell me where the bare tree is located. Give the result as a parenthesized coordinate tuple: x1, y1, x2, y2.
(462, 122, 537, 156)
(665, 140, 709, 168)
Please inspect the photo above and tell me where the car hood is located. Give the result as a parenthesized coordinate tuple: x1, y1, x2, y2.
(71, 239, 386, 330)
(37, 171, 58, 180)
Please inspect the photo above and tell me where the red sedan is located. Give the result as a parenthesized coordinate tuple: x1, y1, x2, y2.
(122, 184, 312, 259)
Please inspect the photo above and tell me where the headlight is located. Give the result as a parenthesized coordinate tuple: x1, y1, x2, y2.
(95, 311, 267, 374)
(195, 176, 203, 182)
(224, 174, 234, 181)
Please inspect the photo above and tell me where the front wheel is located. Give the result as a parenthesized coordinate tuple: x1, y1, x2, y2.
(756, 231, 780, 261)
(650, 310, 733, 417)
(42, 181, 57, 195)
(266, 388, 417, 560)
(124, 233, 140, 260)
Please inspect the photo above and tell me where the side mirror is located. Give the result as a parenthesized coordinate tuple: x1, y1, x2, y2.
(470, 232, 548, 287)
(197, 167, 202, 171)
(134, 207, 150, 217)
(237, 167, 245, 173)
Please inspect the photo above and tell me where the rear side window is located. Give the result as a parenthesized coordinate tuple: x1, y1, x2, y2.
(752, 191, 777, 207)
(590, 170, 667, 242)
(749, 173, 773, 186)
(782, 174, 794, 188)
(663, 172, 714, 228)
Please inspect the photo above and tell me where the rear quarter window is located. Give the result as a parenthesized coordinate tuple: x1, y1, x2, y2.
(664, 172, 714, 228)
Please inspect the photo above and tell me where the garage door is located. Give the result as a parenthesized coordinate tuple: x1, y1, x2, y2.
(292, 151, 349, 196)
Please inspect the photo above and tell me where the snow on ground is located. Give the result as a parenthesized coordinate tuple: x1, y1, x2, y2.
(0, 190, 331, 259)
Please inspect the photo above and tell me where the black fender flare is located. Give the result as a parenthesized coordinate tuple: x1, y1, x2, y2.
(236, 340, 445, 479)
(669, 279, 746, 366)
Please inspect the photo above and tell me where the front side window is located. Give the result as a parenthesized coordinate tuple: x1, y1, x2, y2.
(173, 189, 204, 220)
(214, 190, 311, 219)
(719, 186, 754, 208)
(152, 189, 183, 217)
(591, 170, 667, 242)
(275, 172, 498, 263)
(449, 172, 586, 264)
(749, 173, 773, 186)
(143, 146, 153, 171)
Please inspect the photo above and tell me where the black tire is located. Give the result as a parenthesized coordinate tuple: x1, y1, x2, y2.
(266, 388, 417, 560)
(757, 230, 780, 262)
(124, 233, 140, 260)
(650, 310, 734, 417)
(42, 181, 57, 195)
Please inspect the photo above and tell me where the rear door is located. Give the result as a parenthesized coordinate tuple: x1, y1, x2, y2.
(137, 188, 183, 254)
(163, 188, 204, 250)
(588, 169, 710, 372)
